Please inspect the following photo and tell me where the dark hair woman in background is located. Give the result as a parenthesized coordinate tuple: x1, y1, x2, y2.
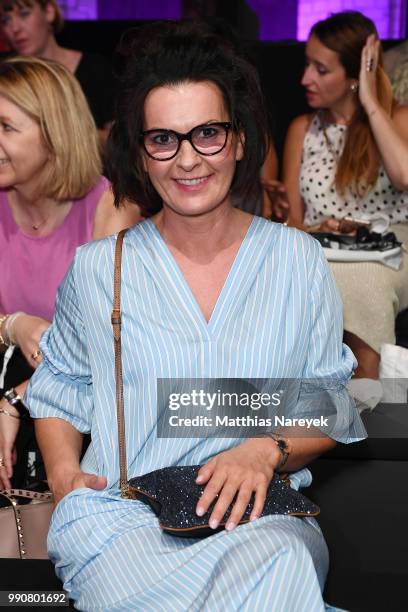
(0, 0, 116, 146)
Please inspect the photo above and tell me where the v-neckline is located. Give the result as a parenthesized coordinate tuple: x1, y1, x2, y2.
(144, 216, 256, 331)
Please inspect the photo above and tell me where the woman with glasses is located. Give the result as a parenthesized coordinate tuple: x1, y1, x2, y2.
(25, 21, 365, 611)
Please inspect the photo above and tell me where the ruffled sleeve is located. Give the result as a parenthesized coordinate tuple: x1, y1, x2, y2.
(25, 254, 93, 433)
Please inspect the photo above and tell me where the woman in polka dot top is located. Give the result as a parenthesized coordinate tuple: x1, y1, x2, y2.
(281, 11, 408, 380)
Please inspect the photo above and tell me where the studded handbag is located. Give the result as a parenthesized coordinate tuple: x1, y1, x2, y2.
(112, 230, 320, 537)
(0, 488, 54, 558)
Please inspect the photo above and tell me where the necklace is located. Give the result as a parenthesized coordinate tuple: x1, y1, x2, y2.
(30, 216, 48, 230)
(31, 215, 51, 230)
(318, 110, 344, 162)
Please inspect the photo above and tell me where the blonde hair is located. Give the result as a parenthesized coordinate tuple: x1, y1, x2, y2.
(0, 56, 101, 200)
(0, 0, 64, 33)
(311, 11, 394, 196)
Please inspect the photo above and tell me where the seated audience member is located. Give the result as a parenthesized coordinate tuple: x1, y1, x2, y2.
(0, 57, 140, 489)
(0, 0, 116, 145)
(384, 39, 408, 105)
(23, 21, 365, 610)
(281, 11, 408, 379)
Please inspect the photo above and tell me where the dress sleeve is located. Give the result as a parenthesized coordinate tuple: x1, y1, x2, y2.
(296, 242, 367, 443)
(24, 255, 93, 433)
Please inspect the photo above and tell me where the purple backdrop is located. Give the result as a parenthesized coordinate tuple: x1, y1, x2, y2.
(59, 0, 407, 40)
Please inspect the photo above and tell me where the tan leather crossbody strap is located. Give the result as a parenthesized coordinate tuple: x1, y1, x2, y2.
(112, 229, 131, 497)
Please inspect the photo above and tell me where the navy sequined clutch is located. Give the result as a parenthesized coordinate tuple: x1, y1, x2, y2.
(128, 466, 320, 537)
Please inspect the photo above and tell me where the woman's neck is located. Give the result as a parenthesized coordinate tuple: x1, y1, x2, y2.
(325, 97, 358, 126)
(8, 187, 71, 235)
(37, 37, 81, 74)
(154, 204, 251, 262)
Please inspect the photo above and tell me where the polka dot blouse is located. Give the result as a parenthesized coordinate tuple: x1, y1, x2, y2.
(300, 114, 408, 227)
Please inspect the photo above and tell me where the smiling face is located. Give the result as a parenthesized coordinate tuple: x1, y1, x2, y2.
(0, 94, 50, 191)
(142, 80, 244, 218)
(0, 2, 55, 56)
(301, 34, 356, 113)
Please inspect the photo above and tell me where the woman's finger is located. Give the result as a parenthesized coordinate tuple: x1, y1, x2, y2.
(196, 459, 216, 484)
(207, 479, 242, 529)
(0, 451, 12, 489)
(249, 481, 268, 521)
(196, 470, 227, 517)
(29, 348, 43, 369)
(224, 481, 254, 530)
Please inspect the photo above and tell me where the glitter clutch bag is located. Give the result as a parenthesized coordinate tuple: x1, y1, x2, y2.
(128, 466, 319, 537)
(112, 231, 320, 538)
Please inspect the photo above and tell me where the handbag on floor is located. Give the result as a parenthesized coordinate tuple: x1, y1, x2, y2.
(0, 488, 54, 559)
(112, 230, 320, 538)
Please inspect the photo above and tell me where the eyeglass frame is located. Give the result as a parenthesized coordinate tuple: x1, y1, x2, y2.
(140, 121, 233, 161)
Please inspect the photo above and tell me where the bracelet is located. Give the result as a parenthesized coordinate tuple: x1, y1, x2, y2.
(0, 314, 9, 345)
(3, 388, 29, 419)
(264, 433, 290, 471)
(4, 311, 24, 346)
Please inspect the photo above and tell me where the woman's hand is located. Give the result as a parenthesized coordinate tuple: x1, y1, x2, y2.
(309, 218, 357, 234)
(49, 468, 107, 505)
(359, 34, 381, 113)
(0, 398, 19, 489)
(0, 381, 29, 488)
(261, 178, 290, 221)
(195, 437, 280, 531)
(10, 314, 50, 369)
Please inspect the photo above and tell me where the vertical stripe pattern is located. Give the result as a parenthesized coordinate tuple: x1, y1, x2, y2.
(26, 217, 364, 611)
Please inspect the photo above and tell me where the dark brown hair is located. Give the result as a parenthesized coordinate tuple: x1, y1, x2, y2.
(107, 20, 269, 216)
(0, 0, 63, 33)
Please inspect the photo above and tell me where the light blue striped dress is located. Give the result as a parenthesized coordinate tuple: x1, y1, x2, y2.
(26, 217, 365, 612)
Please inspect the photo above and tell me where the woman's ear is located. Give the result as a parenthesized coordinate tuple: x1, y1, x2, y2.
(45, 2, 56, 26)
(235, 131, 245, 161)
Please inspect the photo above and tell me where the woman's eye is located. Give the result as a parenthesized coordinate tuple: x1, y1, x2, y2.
(2, 122, 13, 132)
(154, 133, 173, 145)
(19, 9, 31, 18)
(199, 127, 217, 139)
(317, 67, 328, 75)
(0, 15, 10, 26)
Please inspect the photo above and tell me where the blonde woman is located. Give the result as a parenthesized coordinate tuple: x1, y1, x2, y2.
(0, 57, 140, 489)
(282, 11, 408, 379)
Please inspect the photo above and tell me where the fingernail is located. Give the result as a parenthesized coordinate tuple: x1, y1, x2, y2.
(196, 506, 205, 517)
(196, 475, 204, 483)
(226, 522, 235, 531)
(209, 519, 218, 529)
(250, 515, 259, 522)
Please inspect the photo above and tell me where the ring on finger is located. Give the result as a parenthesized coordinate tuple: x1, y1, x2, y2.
(0, 457, 5, 467)
(31, 349, 42, 361)
(366, 57, 374, 72)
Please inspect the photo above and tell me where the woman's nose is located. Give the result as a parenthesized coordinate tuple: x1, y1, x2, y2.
(10, 17, 21, 34)
(301, 66, 312, 87)
(176, 139, 201, 170)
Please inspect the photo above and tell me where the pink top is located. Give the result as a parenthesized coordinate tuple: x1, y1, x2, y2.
(0, 176, 109, 321)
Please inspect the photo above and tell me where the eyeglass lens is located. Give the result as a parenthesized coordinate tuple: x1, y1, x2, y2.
(143, 124, 229, 160)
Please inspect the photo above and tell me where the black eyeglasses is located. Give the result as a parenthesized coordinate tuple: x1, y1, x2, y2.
(141, 122, 232, 161)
